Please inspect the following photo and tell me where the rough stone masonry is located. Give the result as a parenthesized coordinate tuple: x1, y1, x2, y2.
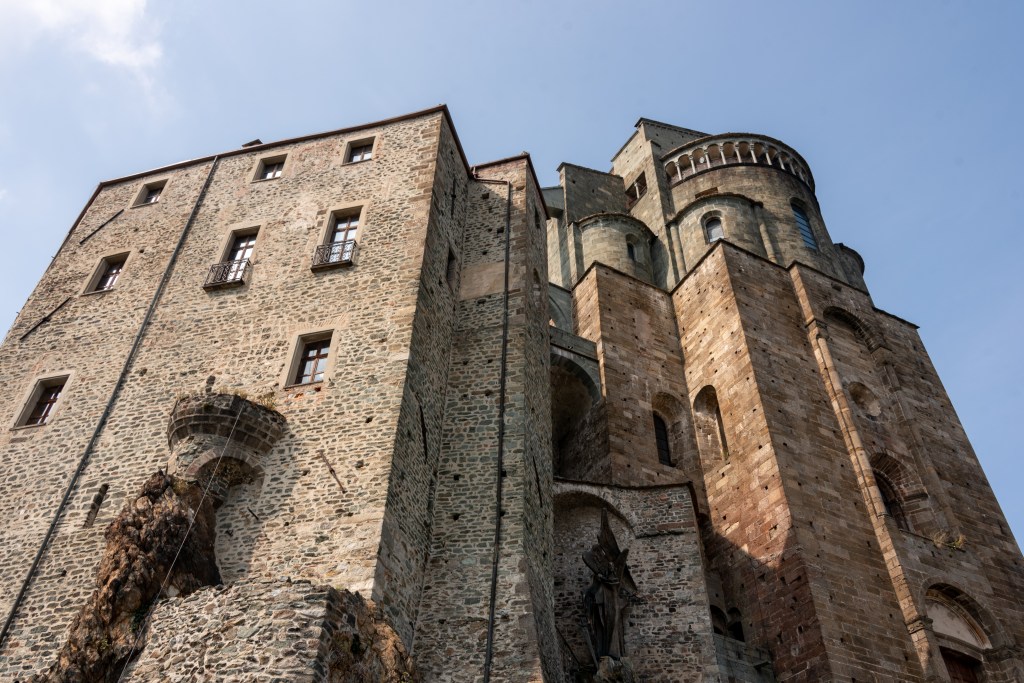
(0, 106, 1021, 682)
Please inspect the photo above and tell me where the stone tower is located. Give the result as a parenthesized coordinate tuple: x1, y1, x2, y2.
(0, 108, 1020, 682)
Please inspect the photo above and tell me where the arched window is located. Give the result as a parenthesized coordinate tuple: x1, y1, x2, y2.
(626, 242, 636, 262)
(694, 386, 729, 461)
(791, 201, 818, 250)
(704, 216, 724, 243)
(653, 413, 671, 465)
(875, 472, 910, 531)
(926, 586, 992, 682)
(710, 606, 728, 636)
(727, 608, 745, 642)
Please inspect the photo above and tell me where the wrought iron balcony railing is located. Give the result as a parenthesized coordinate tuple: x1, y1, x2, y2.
(312, 240, 358, 269)
(204, 259, 251, 288)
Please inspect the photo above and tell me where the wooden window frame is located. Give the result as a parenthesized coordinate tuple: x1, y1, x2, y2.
(13, 374, 71, 429)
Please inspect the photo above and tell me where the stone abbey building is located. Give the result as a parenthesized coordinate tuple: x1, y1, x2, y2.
(0, 105, 1021, 682)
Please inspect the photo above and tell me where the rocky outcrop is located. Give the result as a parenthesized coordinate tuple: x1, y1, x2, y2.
(325, 589, 420, 683)
(35, 471, 219, 683)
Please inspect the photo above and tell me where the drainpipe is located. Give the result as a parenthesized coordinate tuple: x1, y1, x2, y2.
(0, 157, 221, 650)
(472, 169, 513, 683)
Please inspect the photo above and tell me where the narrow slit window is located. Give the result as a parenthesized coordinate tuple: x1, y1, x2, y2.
(792, 202, 818, 249)
(654, 413, 672, 465)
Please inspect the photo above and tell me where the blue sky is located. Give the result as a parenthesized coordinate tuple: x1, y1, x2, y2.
(0, 1, 1021, 540)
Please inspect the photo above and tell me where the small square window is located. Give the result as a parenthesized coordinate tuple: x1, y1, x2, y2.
(89, 254, 127, 293)
(255, 156, 285, 181)
(134, 181, 166, 207)
(291, 335, 332, 385)
(17, 377, 68, 427)
(347, 140, 374, 163)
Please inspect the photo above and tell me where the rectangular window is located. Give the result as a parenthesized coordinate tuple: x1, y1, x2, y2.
(205, 230, 257, 287)
(312, 210, 360, 269)
(17, 377, 68, 427)
(295, 337, 331, 384)
(255, 156, 285, 181)
(93, 256, 126, 292)
(347, 140, 374, 163)
(134, 180, 166, 207)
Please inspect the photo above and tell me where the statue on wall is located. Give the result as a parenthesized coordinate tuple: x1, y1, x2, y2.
(582, 508, 637, 664)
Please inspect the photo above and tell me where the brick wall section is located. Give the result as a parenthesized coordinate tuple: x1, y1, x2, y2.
(673, 244, 834, 681)
(0, 161, 215, 675)
(0, 111, 447, 675)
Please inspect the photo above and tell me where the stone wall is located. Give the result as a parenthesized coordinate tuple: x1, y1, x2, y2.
(551, 481, 717, 682)
(574, 265, 698, 489)
(0, 108, 451, 676)
(120, 580, 416, 682)
(412, 157, 559, 682)
(790, 263, 1024, 681)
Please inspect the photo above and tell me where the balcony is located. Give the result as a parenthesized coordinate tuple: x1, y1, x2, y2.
(663, 134, 814, 190)
(311, 240, 358, 270)
(204, 259, 251, 288)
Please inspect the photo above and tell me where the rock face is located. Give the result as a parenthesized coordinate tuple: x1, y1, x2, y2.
(35, 471, 219, 683)
(325, 589, 419, 683)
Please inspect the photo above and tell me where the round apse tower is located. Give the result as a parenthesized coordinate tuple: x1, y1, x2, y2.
(661, 133, 866, 290)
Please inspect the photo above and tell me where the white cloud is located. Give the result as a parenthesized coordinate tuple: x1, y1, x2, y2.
(0, 0, 162, 84)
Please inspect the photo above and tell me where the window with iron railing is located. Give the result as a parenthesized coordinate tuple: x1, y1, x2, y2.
(205, 232, 256, 287)
(312, 211, 360, 269)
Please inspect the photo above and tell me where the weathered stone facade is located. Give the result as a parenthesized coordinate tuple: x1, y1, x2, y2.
(0, 108, 1021, 682)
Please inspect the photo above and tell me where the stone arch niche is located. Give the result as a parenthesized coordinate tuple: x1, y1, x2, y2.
(869, 452, 934, 534)
(924, 584, 1004, 682)
(551, 352, 607, 481)
(552, 491, 636, 679)
(167, 391, 287, 582)
(693, 385, 729, 466)
(651, 391, 696, 474)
